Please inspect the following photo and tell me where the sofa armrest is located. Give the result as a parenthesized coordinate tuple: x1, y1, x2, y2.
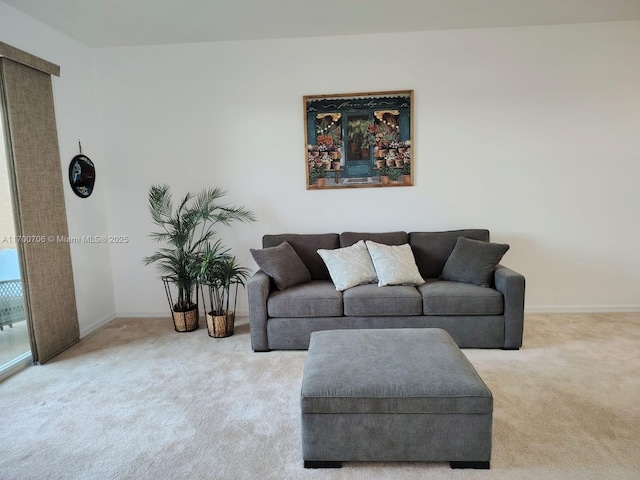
(494, 265, 526, 349)
(248, 270, 272, 351)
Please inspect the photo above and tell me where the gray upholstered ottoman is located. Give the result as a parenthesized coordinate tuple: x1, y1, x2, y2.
(300, 328, 492, 469)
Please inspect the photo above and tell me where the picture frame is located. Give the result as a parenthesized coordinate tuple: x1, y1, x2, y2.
(304, 90, 413, 189)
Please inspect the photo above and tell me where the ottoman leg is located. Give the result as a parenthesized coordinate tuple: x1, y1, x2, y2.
(450, 461, 490, 469)
(304, 461, 342, 469)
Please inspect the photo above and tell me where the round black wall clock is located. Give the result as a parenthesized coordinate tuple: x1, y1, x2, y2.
(69, 153, 95, 198)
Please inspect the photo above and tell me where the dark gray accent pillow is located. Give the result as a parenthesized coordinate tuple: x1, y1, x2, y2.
(262, 234, 339, 280)
(409, 229, 489, 279)
(440, 237, 509, 287)
(251, 241, 312, 290)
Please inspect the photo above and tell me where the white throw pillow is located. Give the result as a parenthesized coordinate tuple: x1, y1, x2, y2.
(365, 241, 425, 287)
(317, 240, 378, 291)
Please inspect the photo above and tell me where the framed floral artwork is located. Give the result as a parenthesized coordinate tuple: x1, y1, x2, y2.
(304, 90, 413, 189)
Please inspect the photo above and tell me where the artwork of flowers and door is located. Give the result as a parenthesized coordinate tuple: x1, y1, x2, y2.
(304, 90, 413, 189)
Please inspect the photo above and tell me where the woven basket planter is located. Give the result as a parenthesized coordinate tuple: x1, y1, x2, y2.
(206, 310, 234, 338)
(162, 277, 200, 333)
(172, 307, 199, 332)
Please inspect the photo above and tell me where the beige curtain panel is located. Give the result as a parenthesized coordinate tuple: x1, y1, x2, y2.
(0, 45, 79, 364)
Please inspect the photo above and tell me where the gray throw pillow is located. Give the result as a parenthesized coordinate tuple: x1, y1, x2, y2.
(440, 237, 510, 287)
(250, 241, 311, 290)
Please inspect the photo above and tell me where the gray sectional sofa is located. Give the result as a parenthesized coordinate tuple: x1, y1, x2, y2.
(248, 230, 525, 351)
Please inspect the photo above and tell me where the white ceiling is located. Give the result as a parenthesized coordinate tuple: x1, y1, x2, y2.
(3, 0, 640, 48)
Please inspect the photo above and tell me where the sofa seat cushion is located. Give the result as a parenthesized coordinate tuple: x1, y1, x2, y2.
(268, 280, 343, 318)
(343, 284, 422, 317)
(419, 279, 503, 316)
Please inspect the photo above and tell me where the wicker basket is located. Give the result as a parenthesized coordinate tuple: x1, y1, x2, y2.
(162, 277, 200, 333)
(225, 310, 235, 336)
(206, 310, 234, 338)
(172, 307, 199, 332)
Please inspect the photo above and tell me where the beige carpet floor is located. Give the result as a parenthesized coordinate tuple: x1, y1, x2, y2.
(0, 313, 639, 480)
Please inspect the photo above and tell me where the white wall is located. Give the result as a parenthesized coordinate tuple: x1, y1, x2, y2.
(0, 2, 116, 335)
(94, 20, 640, 316)
(4, 6, 636, 331)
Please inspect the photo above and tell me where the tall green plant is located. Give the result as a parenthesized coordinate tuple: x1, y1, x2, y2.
(200, 241, 251, 316)
(143, 184, 255, 311)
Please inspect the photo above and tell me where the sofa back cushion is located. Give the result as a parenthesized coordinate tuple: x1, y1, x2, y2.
(263, 233, 339, 281)
(340, 231, 408, 247)
(409, 230, 490, 279)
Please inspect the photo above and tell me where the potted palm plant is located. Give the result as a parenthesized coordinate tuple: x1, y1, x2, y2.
(143, 184, 255, 332)
(199, 241, 251, 338)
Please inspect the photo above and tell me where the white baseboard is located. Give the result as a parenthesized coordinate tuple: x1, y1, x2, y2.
(525, 305, 640, 313)
(116, 311, 171, 318)
(79, 312, 117, 338)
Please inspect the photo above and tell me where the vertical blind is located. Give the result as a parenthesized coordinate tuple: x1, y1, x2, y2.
(0, 43, 79, 363)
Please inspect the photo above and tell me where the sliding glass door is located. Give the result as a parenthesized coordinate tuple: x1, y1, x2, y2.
(0, 90, 31, 375)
